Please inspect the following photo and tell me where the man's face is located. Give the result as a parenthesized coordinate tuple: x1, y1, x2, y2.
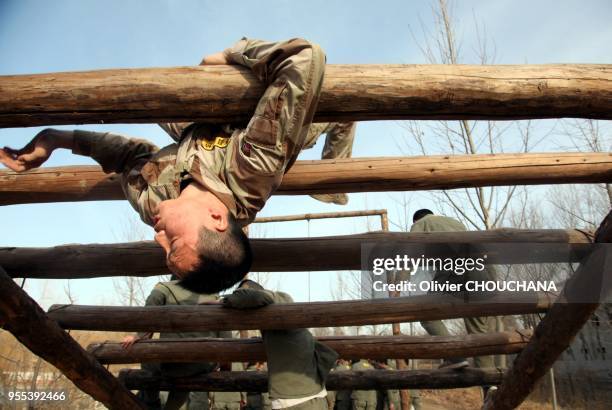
(153, 199, 201, 277)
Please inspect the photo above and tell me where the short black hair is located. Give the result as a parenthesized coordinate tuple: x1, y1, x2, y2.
(413, 208, 433, 223)
(178, 213, 252, 294)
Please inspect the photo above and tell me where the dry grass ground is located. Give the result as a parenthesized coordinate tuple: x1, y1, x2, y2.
(418, 388, 555, 410)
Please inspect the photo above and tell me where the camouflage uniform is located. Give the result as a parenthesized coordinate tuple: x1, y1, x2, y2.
(303, 122, 356, 205)
(350, 361, 377, 410)
(137, 281, 230, 410)
(210, 363, 243, 410)
(245, 364, 272, 410)
(71, 38, 351, 228)
(187, 391, 209, 410)
(410, 214, 496, 369)
(223, 288, 338, 410)
(331, 362, 352, 410)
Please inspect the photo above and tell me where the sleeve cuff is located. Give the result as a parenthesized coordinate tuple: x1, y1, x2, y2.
(224, 37, 249, 65)
(71, 129, 101, 157)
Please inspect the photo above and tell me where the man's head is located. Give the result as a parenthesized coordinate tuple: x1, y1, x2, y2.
(154, 196, 252, 294)
(412, 208, 433, 223)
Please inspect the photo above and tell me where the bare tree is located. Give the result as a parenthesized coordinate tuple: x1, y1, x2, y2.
(399, 0, 547, 230)
(550, 119, 611, 230)
(111, 214, 164, 306)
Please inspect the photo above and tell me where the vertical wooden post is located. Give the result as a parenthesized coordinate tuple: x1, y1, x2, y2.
(380, 212, 410, 410)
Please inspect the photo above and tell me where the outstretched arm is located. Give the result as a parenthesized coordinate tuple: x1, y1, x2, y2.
(1, 128, 158, 174)
(0, 128, 73, 172)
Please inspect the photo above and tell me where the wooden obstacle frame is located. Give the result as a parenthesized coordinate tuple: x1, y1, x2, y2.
(0, 64, 611, 410)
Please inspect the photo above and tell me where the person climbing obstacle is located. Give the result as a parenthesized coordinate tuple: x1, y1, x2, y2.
(0, 37, 355, 294)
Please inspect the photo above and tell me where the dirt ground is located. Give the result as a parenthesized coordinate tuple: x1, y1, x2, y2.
(415, 388, 557, 410)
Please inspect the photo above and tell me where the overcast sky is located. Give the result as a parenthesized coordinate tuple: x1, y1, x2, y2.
(1, 0, 610, 307)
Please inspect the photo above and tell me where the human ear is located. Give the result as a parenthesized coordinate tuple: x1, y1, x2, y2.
(210, 210, 229, 232)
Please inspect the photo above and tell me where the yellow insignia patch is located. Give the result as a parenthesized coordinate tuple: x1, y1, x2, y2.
(201, 135, 230, 151)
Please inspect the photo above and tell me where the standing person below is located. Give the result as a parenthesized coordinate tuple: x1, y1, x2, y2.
(349, 360, 377, 410)
(0, 37, 355, 295)
(221, 280, 338, 410)
(121, 280, 231, 410)
(410, 209, 495, 371)
(331, 360, 352, 410)
(210, 362, 244, 410)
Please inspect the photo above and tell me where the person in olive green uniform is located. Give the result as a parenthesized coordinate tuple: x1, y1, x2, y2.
(410, 209, 495, 370)
(210, 362, 244, 410)
(222, 280, 338, 410)
(1, 37, 355, 296)
(245, 361, 272, 410)
(371, 361, 403, 410)
(187, 391, 209, 410)
(121, 280, 231, 410)
(331, 360, 352, 410)
(245, 362, 264, 410)
(350, 360, 377, 410)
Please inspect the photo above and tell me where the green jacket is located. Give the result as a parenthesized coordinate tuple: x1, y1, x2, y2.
(350, 360, 377, 402)
(140, 280, 231, 377)
(333, 363, 352, 402)
(224, 288, 339, 400)
(410, 214, 466, 233)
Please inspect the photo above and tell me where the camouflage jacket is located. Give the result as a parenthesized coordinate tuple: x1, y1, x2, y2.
(72, 37, 326, 227)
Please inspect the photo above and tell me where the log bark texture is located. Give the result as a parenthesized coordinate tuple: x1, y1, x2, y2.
(0, 229, 593, 278)
(48, 292, 552, 332)
(1, 152, 610, 205)
(118, 368, 505, 392)
(0, 267, 144, 410)
(88, 330, 532, 364)
(1, 64, 611, 128)
(484, 210, 612, 410)
(254, 209, 387, 223)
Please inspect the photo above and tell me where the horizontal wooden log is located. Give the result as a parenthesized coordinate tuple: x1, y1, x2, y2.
(0, 267, 144, 409)
(255, 209, 387, 223)
(89, 330, 532, 364)
(118, 368, 505, 392)
(0, 229, 592, 278)
(484, 210, 612, 410)
(48, 292, 552, 332)
(1, 152, 611, 205)
(1, 64, 611, 128)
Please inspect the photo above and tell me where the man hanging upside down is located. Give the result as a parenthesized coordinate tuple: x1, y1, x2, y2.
(0, 37, 355, 293)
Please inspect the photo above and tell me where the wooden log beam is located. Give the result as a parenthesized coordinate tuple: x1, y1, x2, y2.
(484, 210, 612, 410)
(47, 292, 552, 332)
(254, 209, 387, 223)
(1, 152, 610, 205)
(89, 330, 532, 364)
(118, 368, 505, 392)
(0, 267, 144, 410)
(1, 64, 611, 128)
(0, 229, 593, 279)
